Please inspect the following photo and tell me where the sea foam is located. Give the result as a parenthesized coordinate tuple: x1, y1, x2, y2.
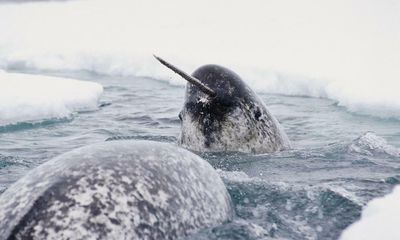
(0, 0, 399, 119)
(340, 185, 400, 240)
(0, 71, 103, 126)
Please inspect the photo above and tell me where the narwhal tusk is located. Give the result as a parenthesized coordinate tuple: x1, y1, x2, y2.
(153, 55, 217, 97)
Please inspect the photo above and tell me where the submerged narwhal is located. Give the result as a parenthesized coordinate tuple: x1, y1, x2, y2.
(155, 56, 290, 154)
(0, 141, 233, 240)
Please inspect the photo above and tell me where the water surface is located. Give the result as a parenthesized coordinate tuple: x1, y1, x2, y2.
(1, 71, 399, 239)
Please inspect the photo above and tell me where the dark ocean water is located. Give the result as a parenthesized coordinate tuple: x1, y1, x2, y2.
(1, 71, 400, 239)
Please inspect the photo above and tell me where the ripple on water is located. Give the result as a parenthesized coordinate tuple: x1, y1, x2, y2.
(0, 117, 73, 134)
(216, 170, 362, 240)
(0, 154, 25, 169)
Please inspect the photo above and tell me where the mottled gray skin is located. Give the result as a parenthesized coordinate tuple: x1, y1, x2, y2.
(179, 65, 291, 154)
(0, 141, 233, 240)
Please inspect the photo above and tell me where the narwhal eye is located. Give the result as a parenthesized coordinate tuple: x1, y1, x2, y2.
(179, 112, 183, 121)
(254, 108, 262, 120)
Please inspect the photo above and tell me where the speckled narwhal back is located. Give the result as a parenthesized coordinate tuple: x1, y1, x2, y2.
(0, 141, 233, 240)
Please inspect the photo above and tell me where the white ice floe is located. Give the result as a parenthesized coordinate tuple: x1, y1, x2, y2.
(0, 71, 103, 126)
(0, 0, 400, 119)
(340, 185, 400, 240)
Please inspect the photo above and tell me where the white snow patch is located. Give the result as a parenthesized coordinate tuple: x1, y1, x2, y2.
(0, 0, 400, 119)
(340, 185, 400, 240)
(0, 71, 103, 126)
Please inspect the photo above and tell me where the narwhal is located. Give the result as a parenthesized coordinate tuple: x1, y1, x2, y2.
(0, 141, 233, 240)
(154, 55, 291, 154)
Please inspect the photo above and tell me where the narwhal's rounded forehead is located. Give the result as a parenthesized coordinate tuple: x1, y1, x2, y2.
(189, 64, 248, 97)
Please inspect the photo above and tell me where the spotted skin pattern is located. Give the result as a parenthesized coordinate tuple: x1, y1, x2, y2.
(0, 141, 233, 240)
(179, 65, 291, 154)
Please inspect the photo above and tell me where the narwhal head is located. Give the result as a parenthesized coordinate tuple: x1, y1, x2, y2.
(154, 55, 290, 153)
